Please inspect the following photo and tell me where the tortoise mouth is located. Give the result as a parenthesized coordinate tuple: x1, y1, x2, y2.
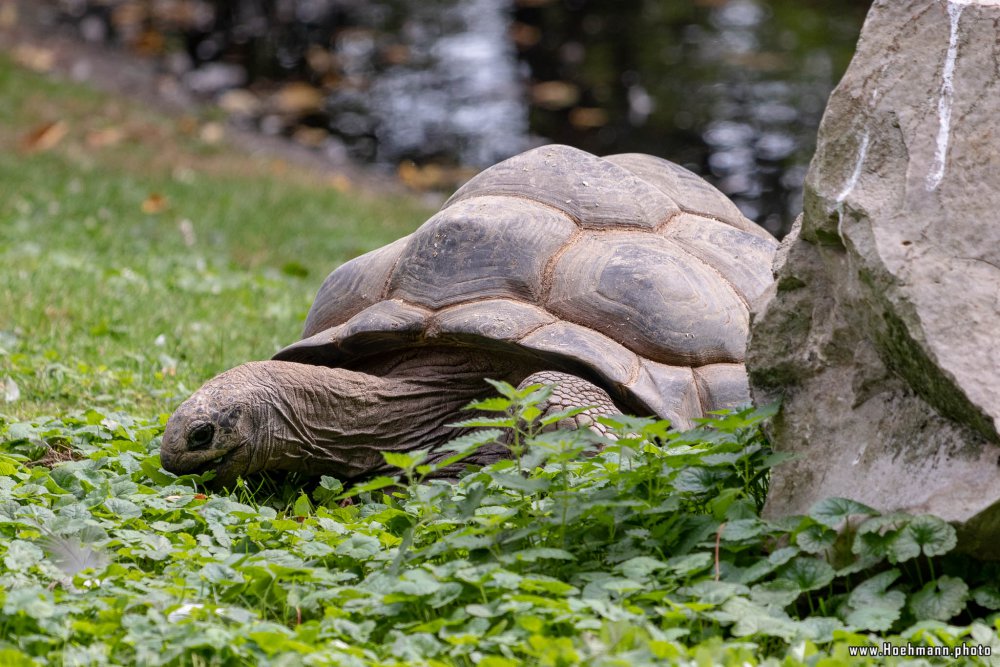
(185, 448, 232, 475)
(181, 447, 230, 471)
(161, 438, 248, 489)
(196, 447, 250, 490)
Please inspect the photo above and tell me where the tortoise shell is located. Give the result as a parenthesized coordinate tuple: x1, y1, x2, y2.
(274, 145, 777, 429)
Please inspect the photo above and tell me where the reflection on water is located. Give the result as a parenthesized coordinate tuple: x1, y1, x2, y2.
(289, 0, 528, 166)
(56, 0, 869, 236)
(363, 0, 528, 166)
(515, 0, 868, 235)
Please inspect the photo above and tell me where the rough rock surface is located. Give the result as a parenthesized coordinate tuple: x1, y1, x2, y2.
(748, 0, 1000, 555)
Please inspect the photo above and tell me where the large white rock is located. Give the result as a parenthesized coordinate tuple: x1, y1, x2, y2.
(749, 0, 1000, 555)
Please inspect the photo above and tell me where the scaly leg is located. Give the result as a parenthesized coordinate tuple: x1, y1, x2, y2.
(516, 371, 619, 439)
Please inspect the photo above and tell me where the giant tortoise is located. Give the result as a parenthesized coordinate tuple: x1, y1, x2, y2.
(160, 145, 777, 488)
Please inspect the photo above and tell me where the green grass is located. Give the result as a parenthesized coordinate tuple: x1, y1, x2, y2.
(0, 53, 430, 417)
(2, 55, 1000, 666)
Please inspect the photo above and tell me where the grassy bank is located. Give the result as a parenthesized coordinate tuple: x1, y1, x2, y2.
(1, 55, 1000, 666)
(0, 53, 429, 417)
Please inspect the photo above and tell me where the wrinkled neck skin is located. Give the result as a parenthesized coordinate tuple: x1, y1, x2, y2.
(162, 349, 529, 487)
(261, 360, 483, 480)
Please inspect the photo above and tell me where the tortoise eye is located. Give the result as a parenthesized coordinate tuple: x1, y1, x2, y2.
(188, 423, 215, 450)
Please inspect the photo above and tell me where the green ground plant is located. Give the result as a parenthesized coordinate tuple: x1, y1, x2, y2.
(1, 397, 999, 665)
(1, 55, 999, 665)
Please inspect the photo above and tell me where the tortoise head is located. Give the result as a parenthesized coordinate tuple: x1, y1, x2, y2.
(160, 362, 276, 489)
(160, 359, 425, 488)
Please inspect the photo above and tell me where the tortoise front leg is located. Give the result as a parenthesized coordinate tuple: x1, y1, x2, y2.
(515, 371, 620, 440)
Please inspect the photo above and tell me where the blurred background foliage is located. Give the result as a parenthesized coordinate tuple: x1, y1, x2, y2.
(50, 0, 870, 236)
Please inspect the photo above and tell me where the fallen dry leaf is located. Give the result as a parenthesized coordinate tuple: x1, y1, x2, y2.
(531, 81, 580, 110)
(20, 120, 68, 153)
(292, 126, 327, 148)
(85, 127, 126, 149)
(398, 160, 436, 190)
(398, 161, 477, 191)
(510, 22, 541, 49)
(12, 44, 55, 72)
(177, 115, 199, 135)
(199, 121, 225, 144)
(166, 493, 207, 502)
(134, 29, 165, 56)
(569, 107, 609, 129)
(218, 89, 261, 116)
(305, 45, 335, 75)
(0, 3, 18, 29)
(271, 82, 325, 115)
(329, 173, 353, 193)
(141, 193, 168, 214)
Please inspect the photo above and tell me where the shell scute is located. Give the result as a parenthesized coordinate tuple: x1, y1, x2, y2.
(280, 300, 429, 366)
(604, 152, 769, 239)
(387, 196, 575, 310)
(445, 145, 680, 230)
(430, 299, 556, 342)
(519, 320, 639, 386)
(663, 214, 776, 304)
(630, 360, 703, 429)
(546, 232, 749, 366)
(302, 236, 409, 338)
(693, 363, 753, 413)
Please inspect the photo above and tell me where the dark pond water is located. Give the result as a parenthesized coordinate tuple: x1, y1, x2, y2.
(56, 0, 870, 236)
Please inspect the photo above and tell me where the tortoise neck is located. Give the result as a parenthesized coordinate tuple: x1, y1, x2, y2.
(261, 350, 534, 480)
